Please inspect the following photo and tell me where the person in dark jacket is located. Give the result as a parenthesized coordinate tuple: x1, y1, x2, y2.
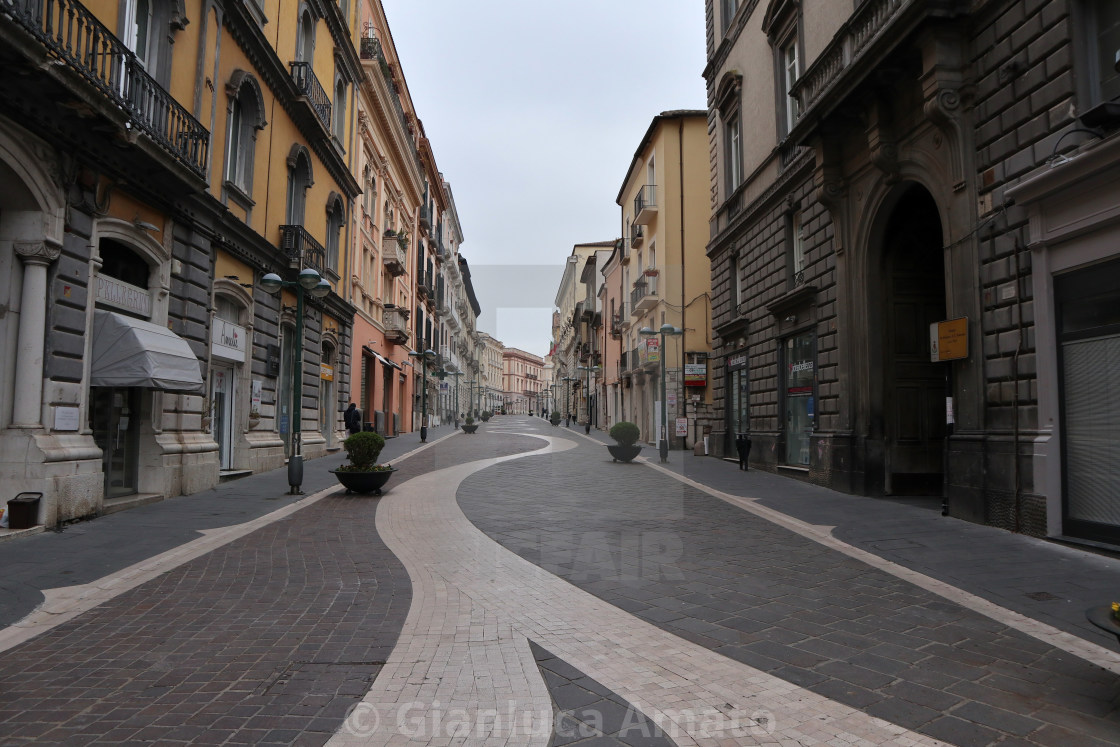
(344, 403, 362, 435)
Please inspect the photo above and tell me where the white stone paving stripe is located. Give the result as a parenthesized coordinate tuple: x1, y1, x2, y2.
(0, 431, 455, 655)
(334, 434, 946, 747)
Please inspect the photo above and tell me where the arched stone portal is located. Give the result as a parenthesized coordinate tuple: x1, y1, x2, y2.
(872, 183, 947, 495)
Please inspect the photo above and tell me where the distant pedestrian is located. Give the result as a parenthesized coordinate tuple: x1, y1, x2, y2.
(344, 402, 362, 435)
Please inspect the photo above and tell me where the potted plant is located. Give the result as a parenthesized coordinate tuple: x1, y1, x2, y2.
(607, 421, 642, 463)
(330, 431, 395, 495)
(247, 406, 262, 429)
(550, 410, 561, 426)
(461, 415, 479, 434)
(480, 410, 492, 422)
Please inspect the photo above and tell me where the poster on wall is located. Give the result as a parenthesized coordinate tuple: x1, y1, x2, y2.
(684, 362, 707, 386)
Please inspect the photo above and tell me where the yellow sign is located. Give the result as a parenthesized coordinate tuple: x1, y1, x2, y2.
(930, 317, 968, 362)
(320, 364, 334, 381)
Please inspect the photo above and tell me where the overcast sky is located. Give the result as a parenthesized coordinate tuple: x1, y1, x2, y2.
(382, 0, 708, 356)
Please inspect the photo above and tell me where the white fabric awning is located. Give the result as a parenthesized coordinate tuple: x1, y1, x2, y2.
(90, 310, 204, 391)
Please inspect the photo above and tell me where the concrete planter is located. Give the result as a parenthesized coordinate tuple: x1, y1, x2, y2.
(607, 444, 642, 463)
(330, 468, 396, 495)
(461, 424, 479, 434)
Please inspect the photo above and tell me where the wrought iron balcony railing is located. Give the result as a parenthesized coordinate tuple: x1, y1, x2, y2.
(633, 184, 657, 224)
(279, 225, 326, 275)
(289, 61, 332, 131)
(6, 0, 211, 178)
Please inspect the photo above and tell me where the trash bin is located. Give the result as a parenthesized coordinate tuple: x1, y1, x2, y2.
(7, 492, 42, 529)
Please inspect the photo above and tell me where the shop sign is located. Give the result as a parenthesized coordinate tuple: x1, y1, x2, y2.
(96, 275, 151, 317)
(645, 337, 660, 364)
(320, 364, 334, 381)
(684, 362, 707, 386)
(930, 317, 968, 362)
(211, 318, 247, 362)
(727, 350, 749, 371)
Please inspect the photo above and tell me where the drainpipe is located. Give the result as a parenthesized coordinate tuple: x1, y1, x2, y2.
(679, 118, 687, 449)
(1012, 234, 1025, 533)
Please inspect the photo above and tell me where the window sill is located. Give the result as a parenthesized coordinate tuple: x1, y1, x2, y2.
(224, 180, 256, 210)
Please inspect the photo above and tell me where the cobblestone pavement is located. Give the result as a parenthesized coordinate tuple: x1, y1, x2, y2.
(457, 420, 1120, 746)
(0, 431, 535, 745)
(0, 416, 1118, 746)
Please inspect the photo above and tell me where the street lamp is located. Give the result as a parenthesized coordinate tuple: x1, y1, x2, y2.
(260, 268, 332, 494)
(639, 323, 683, 463)
(577, 364, 600, 434)
(562, 376, 577, 427)
(408, 348, 437, 441)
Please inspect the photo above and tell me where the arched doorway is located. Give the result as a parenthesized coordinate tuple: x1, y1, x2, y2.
(876, 184, 947, 495)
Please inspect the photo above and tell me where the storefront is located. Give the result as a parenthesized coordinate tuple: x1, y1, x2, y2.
(210, 296, 249, 472)
(725, 349, 749, 454)
(782, 332, 816, 467)
(1009, 136, 1120, 544)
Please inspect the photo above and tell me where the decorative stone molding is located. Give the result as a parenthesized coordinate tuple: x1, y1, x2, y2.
(866, 95, 899, 182)
(919, 27, 971, 190)
(14, 239, 62, 266)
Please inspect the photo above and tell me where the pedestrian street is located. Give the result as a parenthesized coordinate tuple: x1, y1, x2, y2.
(0, 416, 1118, 745)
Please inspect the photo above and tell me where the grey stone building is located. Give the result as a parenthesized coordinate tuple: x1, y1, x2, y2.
(704, 0, 1120, 545)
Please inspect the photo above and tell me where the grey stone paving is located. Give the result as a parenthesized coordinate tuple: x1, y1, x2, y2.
(529, 641, 676, 747)
(0, 431, 534, 746)
(457, 425, 1120, 747)
(0, 426, 449, 628)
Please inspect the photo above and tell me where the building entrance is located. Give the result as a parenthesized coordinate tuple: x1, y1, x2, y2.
(880, 185, 947, 495)
(90, 387, 141, 499)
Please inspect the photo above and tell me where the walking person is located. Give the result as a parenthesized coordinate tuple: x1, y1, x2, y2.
(344, 402, 362, 435)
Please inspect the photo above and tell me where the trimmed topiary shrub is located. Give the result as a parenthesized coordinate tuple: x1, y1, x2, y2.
(340, 431, 386, 471)
(609, 421, 640, 446)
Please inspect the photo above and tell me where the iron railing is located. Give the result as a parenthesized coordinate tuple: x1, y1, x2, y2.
(279, 225, 326, 274)
(6, 0, 210, 177)
(289, 61, 332, 131)
(631, 277, 657, 309)
(634, 184, 657, 215)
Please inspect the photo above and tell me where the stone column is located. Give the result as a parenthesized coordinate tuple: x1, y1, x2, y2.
(12, 239, 61, 427)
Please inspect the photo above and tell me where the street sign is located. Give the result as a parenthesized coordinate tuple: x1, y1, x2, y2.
(930, 317, 968, 362)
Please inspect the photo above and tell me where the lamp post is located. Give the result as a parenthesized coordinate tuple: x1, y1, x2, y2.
(577, 364, 600, 434)
(408, 348, 437, 441)
(260, 268, 332, 494)
(639, 323, 683, 463)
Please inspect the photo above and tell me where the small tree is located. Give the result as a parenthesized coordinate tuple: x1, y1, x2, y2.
(341, 431, 385, 471)
(609, 421, 640, 447)
(550, 410, 561, 424)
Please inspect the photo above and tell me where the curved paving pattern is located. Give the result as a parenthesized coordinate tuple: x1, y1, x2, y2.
(0, 432, 535, 746)
(457, 430, 1120, 746)
(337, 432, 942, 746)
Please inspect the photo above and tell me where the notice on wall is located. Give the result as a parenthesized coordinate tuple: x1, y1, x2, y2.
(675, 417, 688, 436)
(251, 380, 262, 412)
(54, 406, 80, 432)
(930, 317, 968, 362)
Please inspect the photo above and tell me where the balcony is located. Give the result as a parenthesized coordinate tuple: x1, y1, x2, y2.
(280, 225, 326, 275)
(5, 0, 211, 179)
(620, 351, 628, 371)
(383, 306, 410, 345)
(630, 223, 644, 248)
(360, 37, 383, 61)
(419, 204, 432, 231)
(788, 0, 919, 145)
(382, 240, 406, 277)
(633, 184, 657, 225)
(630, 276, 658, 315)
(289, 61, 332, 132)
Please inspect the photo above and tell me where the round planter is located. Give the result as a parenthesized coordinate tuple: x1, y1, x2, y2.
(461, 424, 479, 434)
(330, 468, 396, 495)
(550, 420, 560, 427)
(607, 444, 642, 463)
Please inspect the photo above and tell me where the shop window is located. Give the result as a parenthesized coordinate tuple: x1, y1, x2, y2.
(782, 331, 815, 466)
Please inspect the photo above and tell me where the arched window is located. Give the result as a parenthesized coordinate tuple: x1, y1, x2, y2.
(286, 145, 313, 225)
(224, 72, 267, 197)
(333, 76, 347, 142)
(296, 7, 315, 63)
(99, 239, 150, 289)
(326, 194, 344, 272)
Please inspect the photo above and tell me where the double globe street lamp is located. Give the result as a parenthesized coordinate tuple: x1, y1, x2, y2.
(260, 268, 332, 494)
(639, 323, 683, 463)
(408, 348, 437, 442)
